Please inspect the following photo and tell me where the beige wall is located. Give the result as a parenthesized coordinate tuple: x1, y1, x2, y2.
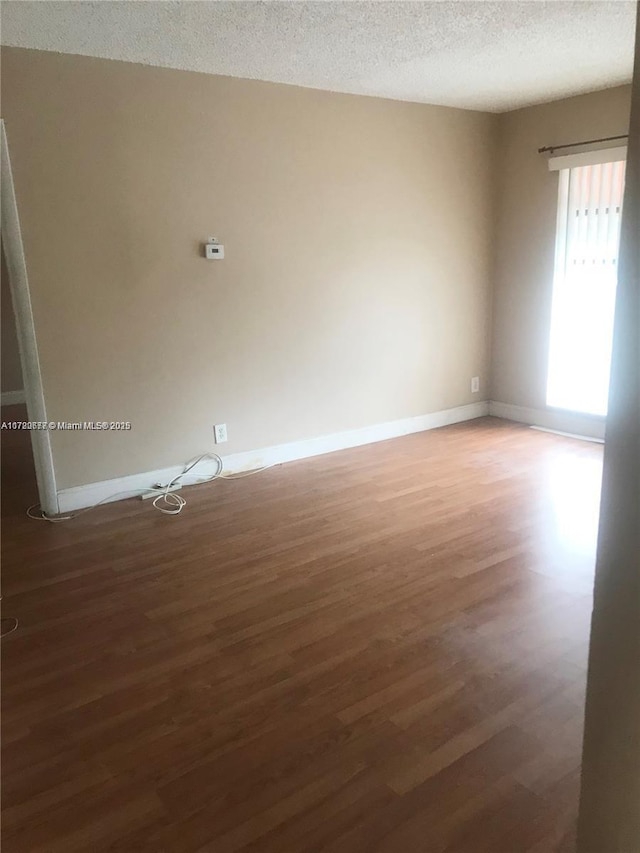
(1, 47, 497, 490)
(491, 85, 632, 410)
(1, 241, 24, 394)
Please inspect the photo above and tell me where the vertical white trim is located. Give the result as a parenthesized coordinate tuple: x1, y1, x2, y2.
(1, 121, 59, 515)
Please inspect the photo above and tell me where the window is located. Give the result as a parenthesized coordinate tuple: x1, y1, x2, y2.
(546, 155, 626, 417)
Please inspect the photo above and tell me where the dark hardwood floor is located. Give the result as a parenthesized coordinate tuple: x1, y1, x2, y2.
(1, 412, 602, 852)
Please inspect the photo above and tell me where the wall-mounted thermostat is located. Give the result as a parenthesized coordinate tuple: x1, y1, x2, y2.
(205, 237, 224, 260)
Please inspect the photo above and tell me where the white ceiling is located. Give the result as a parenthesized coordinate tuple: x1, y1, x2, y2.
(1, 1, 636, 113)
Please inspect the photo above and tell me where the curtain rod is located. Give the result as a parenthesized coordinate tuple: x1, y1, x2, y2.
(538, 134, 628, 155)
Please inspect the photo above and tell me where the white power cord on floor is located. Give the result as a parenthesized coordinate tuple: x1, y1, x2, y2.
(26, 452, 273, 522)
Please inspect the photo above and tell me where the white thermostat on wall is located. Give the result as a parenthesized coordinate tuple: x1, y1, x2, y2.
(205, 237, 224, 260)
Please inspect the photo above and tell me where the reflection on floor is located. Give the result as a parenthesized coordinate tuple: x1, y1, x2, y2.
(1, 416, 602, 852)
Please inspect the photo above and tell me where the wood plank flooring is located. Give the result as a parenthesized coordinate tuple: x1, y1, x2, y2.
(1, 412, 602, 852)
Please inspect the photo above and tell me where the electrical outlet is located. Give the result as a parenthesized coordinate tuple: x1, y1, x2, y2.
(214, 423, 228, 444)
(141, 483, 182, 500)
(471, 376, 480, 393)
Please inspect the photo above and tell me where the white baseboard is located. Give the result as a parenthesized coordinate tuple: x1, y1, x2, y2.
(56, 401, 489, 513)
(488, 400, 605, 441)
(530, 426, 604, 444)
(1, 389, 26, 405)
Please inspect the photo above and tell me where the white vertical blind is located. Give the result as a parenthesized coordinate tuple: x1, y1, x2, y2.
(546, 159, 626, 416)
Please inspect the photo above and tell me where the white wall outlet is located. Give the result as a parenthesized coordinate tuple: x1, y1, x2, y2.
(205, 237, 224, 259)
(141, 483, 182, 500)
(214, 423, 228, 444)
(471, 376, 480, 393)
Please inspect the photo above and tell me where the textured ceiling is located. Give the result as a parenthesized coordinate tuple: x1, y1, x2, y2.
(1, 1, 636, 112)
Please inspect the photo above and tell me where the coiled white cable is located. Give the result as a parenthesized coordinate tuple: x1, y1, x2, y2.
(150, 452, 223, 516)
(26, 452, 273, 522)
